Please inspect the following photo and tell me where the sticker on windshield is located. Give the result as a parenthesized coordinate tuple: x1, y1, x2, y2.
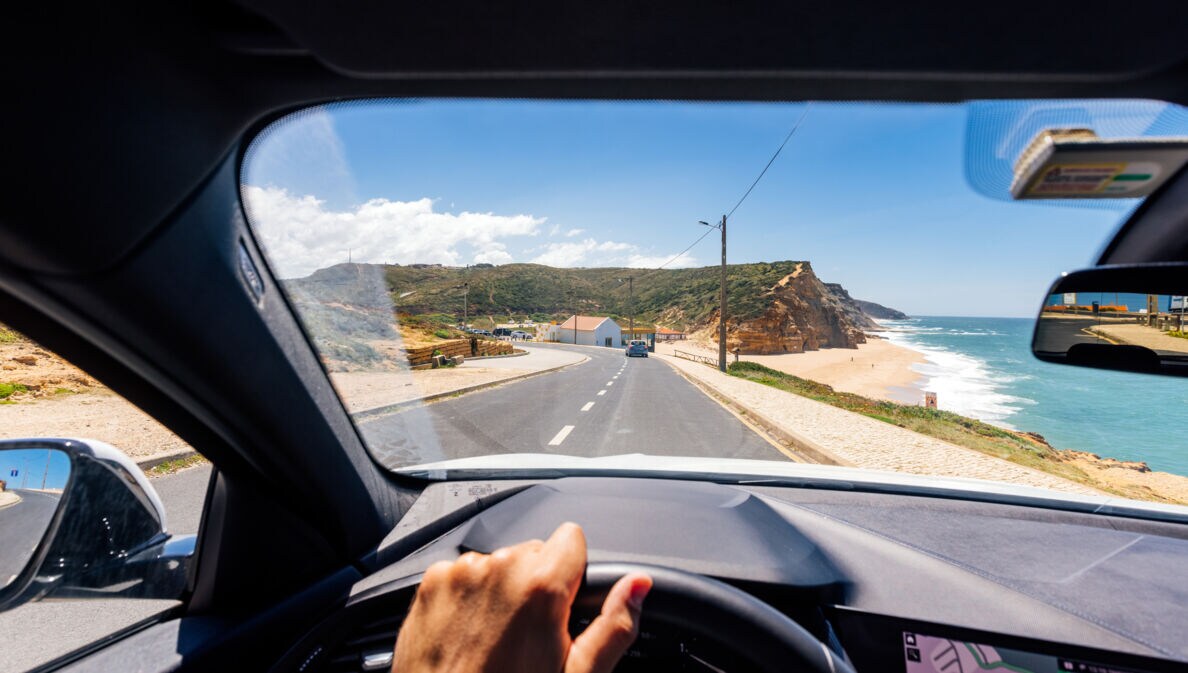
(1024, 163, 1126, 197)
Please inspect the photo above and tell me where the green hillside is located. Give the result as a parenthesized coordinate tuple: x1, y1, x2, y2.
(380, 261, 810, 329)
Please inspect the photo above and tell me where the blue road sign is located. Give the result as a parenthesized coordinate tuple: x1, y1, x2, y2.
(9, 469, 17, 477)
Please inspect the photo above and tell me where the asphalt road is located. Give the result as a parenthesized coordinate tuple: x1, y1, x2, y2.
(360, 343, 783, 467)
(0, 490, 61, 588)
(1034, 317, 1115, 353)
(155, 464, 211, 536)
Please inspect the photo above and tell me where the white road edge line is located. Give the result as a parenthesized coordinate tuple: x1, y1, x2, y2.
(548, 425, 576, 446)
(597, 390, 607, 396)
(581, 402, 595, 411)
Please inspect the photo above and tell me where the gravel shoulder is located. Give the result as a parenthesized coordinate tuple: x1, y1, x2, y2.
(655, 352, 1104, 496)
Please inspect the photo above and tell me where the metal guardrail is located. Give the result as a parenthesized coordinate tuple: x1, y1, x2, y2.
(673, 349, 718, 367)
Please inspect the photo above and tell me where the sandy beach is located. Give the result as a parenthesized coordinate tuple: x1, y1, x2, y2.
(656, 337, 927, 403)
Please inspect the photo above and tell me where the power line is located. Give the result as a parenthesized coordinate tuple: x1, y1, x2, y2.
(650, 226, 715, 272)
(624, 104, 812, 286)
(726, 103, 812, 219)
(636, 104, 812, 278)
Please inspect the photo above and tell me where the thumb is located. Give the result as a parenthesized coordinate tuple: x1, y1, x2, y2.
(564, 574, 652, 673)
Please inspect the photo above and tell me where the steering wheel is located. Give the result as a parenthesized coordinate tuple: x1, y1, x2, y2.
(576, 563, 855, 673)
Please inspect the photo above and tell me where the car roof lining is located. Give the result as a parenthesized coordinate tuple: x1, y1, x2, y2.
(3, 0, 1188, 276)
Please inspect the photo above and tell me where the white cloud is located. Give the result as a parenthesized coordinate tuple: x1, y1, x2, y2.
(564, 228, 585, 237)
(474, 248, 513, 265)
(531, 238, 633, 267)
(530, 238, 697, 269)
(243, 186, 544, 278)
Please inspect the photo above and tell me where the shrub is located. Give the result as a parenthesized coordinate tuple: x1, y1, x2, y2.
(0, 383, 29, 399)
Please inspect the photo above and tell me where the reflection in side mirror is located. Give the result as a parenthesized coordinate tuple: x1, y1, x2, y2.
(0, 448, 71, 590)
(1033, 264, 1188, 377)
(0, 438, 192, 613)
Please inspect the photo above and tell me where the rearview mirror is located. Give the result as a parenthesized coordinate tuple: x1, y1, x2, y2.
(0, 438, 192, 612)
(1033, 263, 1188, 377)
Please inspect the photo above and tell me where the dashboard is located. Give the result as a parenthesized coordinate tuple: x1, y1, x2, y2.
(273, 477, 1188, 673)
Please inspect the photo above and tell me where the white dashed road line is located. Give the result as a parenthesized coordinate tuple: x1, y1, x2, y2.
(581, 402, 595, 412)
(597, 390, 607, 396)
(548, 425, 575, 446)
(607, 381, 614, 386)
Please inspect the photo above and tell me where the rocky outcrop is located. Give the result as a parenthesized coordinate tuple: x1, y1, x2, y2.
(854, 299, 908, 320)
(823, 283, 881, 330)
(710, 262, 867, 354)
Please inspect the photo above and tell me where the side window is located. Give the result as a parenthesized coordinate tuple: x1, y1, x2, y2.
(0, 322, 207, 671)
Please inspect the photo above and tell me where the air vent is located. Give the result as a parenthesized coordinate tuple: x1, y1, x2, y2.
(321, 614, 403, 673)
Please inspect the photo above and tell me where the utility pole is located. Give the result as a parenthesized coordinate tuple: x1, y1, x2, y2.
(700, 217, 728, 372)
(718, 214, 727, 372)
(618, 276, 634, 345)
(454, 270, 470, 329)
(629, 276, 634, 345)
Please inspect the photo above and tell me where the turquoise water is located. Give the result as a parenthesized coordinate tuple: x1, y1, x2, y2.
(879, 317, 1188, 476)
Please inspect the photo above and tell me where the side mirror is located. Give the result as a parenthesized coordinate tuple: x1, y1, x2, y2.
(1032, 263, 1188, 377)
(0, 438, 193, 612)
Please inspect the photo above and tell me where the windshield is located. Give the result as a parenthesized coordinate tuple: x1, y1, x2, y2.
(241, 99, 1188, 506)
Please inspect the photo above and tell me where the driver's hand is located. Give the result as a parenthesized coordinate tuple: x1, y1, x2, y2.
(392, 522, 652, 673)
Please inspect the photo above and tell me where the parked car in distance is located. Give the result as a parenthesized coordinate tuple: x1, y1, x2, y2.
(626, 340, 649, 357)
(492, 328, 513, 338)
(510, 330, 532, 340)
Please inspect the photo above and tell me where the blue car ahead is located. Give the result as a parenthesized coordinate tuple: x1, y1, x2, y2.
(625, 340, 649, 357)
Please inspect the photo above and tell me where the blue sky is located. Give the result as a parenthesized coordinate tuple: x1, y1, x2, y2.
(242, 99, 1183, 317)
(1, 449, 70, 490)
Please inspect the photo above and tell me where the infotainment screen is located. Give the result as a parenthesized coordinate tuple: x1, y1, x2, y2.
(903, 631, 1152, 673)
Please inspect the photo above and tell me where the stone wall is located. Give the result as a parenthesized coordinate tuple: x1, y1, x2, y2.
(405, 338, 515, 367)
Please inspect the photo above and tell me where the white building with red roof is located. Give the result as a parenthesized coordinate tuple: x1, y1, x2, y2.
(554, 315, 622, 347)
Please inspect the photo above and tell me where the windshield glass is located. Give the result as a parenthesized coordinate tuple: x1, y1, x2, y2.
(241, 99, 1188, 506)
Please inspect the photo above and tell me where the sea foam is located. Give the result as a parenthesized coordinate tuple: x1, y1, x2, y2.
(879, 320, 1034, 428)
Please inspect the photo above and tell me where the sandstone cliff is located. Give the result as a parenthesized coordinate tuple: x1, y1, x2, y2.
(823, 283, 882, 330)
(854, 298, 908, 320)
(707, 262, 868, 354)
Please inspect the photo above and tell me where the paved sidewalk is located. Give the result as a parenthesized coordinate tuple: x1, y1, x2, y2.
(335, 345, 587, 414)
(655, 352, 1101, 496)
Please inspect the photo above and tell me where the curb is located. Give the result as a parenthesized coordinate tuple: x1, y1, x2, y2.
(0, 493, 22, 510)
(136, 448, 200, 471)
(654, 354, 853, 467)
(465, 349, 530, 361)
(353, 354, 591, 421)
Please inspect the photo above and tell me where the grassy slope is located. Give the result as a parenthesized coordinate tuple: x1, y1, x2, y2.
(0, 323, 23, 344)
(0, 324, 28, 401)
(384, 261, 809, 329)
(725, 361, 1153, 499)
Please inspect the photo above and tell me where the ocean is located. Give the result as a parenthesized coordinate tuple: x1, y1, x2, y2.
(879, 316, 1188, 477)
